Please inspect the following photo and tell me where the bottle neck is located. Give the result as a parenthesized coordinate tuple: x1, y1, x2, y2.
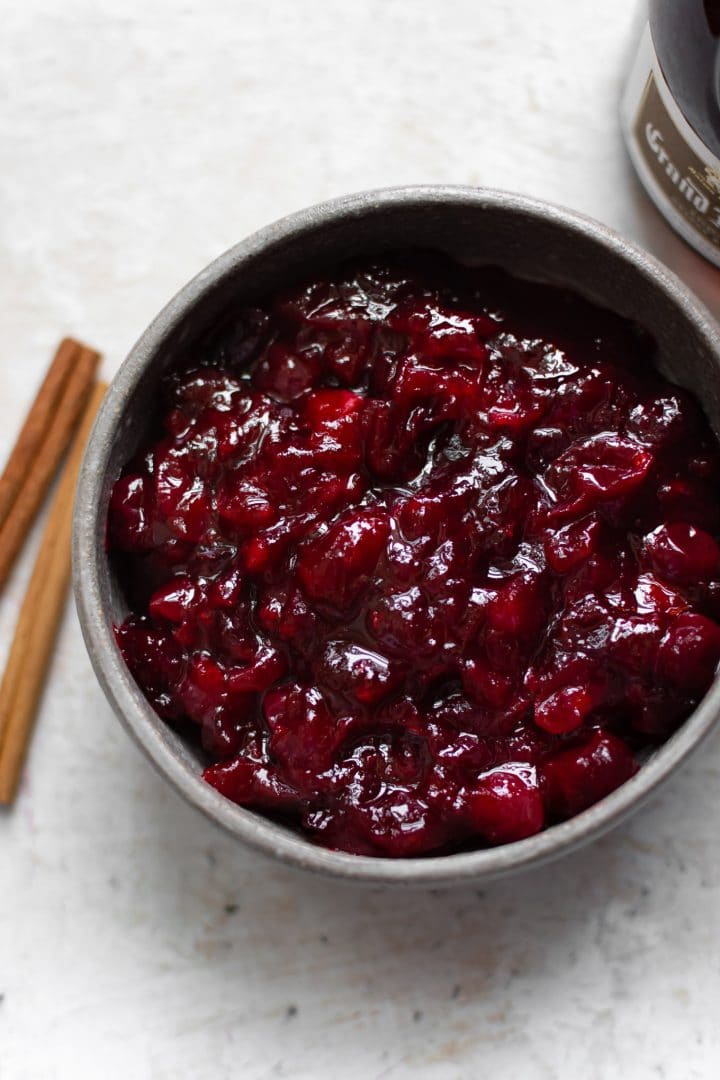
(650, 0, 720, 156)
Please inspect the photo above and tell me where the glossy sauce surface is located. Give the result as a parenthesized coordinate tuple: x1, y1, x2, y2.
(109, 257, 720, 856)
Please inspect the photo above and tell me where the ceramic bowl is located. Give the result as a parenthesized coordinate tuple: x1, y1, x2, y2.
(73, 185, 720, 886)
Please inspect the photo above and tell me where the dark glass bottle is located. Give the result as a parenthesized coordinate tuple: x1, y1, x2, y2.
(622, 1, 720, 265)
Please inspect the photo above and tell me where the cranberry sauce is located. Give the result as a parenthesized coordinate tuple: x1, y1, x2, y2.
(109, 255, 720, 857)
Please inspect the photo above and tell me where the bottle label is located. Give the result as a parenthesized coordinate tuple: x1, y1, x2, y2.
(622, 24, 720, 266)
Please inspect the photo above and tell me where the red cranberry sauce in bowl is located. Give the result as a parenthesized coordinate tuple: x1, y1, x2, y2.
(108, 255, 720, 858)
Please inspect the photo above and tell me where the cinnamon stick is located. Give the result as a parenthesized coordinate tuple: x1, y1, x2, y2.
(0, 338, 80, 528)
(0, 381, 108, 805)
(0, 340, 100, 590)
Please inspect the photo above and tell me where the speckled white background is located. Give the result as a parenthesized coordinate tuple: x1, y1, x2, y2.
(2, 2, 720, 1077)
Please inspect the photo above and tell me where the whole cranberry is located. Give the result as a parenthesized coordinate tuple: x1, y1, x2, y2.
(643, 522, 720, 583)
(657, 613, 720, 691)
(542, 731, 638, 819)
(463, 768, 545, 844)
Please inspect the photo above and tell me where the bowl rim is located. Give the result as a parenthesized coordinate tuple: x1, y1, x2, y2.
(73, 183, 720, 886)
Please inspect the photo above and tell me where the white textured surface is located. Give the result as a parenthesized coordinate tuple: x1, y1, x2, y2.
(2, 2, 720, 1078)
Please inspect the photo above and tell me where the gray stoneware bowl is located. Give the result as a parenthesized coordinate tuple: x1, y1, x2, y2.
(73, 185, 720, 886)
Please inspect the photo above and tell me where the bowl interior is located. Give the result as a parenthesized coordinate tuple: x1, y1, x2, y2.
(76, 188, 720, 885)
